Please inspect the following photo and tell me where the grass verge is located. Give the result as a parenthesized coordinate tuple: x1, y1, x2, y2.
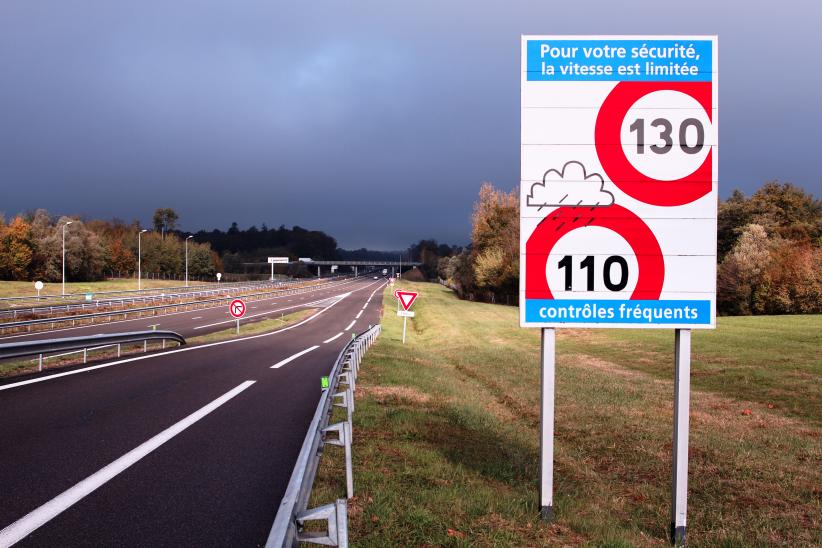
(311, 281, 821, 547)
(0, 279, 211, 300)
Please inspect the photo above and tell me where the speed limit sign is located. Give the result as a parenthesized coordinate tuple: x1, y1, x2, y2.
(520, 35, 717, 329)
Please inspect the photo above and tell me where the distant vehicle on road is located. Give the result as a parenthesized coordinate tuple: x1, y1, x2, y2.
(373, 276, 379, 279)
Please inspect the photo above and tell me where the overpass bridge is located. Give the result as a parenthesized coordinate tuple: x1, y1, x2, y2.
(240, 259, 421, 278)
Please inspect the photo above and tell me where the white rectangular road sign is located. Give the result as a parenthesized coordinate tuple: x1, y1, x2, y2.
(397, 310, 415, 318)
(268, 257, 289, 264)
(520, 35, 718, 329)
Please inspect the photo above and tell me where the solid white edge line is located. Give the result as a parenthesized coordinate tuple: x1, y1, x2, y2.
(355, 310, 363, 319)
(0, 380, 256, 546)
(270, 346, 319, 369)
(344, 320, 356, 331)
(323, 332, 344, 344)
(0, 294, 350, 393)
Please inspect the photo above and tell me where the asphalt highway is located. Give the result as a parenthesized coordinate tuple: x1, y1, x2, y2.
(0, 277, 369, 343)
(0, 277, 386, 547)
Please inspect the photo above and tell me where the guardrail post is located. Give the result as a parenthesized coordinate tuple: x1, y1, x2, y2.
(295, 499, 348, 547)
(38, 353, 43, 372)
(143, 340, 147, 353)
(83, 348, 87, 363)
(323, 422, 353, 499)
(117, 344, 121, 357)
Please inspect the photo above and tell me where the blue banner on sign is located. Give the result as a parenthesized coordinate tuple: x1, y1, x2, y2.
(526, 39, 712, 82)
(524, 299, 712, 325)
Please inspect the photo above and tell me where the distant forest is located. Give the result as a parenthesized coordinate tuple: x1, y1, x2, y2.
(0, 208, 456, 282)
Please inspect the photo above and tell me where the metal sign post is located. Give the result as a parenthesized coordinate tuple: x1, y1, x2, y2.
(671, 329, 691, 545)
(540, 328, 556, 520)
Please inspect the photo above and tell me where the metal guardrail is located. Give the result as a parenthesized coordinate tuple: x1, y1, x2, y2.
(0, 330, 186, 372)
(0, 279, 301, 321)
(0, 278, 355, 335)
(266, 324, 381, 548)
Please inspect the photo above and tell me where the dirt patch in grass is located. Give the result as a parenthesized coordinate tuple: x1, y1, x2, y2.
(360, 385, 431, 406)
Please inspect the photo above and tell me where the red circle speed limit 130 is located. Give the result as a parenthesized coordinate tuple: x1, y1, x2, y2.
(594, 81, 713, 207)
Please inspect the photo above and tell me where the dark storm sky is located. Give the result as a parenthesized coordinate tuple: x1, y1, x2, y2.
(1, 1, 819, 249)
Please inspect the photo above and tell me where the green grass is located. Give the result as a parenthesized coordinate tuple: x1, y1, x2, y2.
(187, 309, 316, 344)
(311, 281, 821, 547)
(0, 279, 213, 300)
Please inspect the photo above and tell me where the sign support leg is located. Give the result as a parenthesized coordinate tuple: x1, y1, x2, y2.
(270, 262, 274, 281)
(236, 319, 240, 335)
(402, 317, 407, 344)
(540, 327, 556, 520)
(671, 329, 691, 546)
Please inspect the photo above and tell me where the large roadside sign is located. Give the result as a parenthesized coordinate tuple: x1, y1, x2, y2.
(520, 35, 718, 329)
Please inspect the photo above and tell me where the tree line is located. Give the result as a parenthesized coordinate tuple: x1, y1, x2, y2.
(0, 208, 394, 283)
(0, 209, 222, 282)
(432, 181, 821, 315)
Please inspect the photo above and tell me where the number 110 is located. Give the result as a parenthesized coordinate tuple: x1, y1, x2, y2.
(557, 255, 629, 292)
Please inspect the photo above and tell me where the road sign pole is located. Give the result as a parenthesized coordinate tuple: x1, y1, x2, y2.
(270, 262, 274, 281)
(236, 318, 240, 335)
(540, 327, 556, 521)
(402, 316, 407, 344)
(671, 329, 691, 546)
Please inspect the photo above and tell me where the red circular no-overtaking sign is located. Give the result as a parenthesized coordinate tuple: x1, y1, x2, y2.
(229, 299, 246, 319)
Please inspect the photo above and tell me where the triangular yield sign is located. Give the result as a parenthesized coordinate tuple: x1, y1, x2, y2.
(396, 290, 418, 311)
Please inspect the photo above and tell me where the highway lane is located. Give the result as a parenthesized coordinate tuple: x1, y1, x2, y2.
(0, 277, 372, 343)
(0, 278, 386, 547)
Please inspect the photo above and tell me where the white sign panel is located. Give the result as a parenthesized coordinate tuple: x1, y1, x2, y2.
(520, 36, 717, 329)
(397, 310, 416, 318)
(268, 257, 289, 264)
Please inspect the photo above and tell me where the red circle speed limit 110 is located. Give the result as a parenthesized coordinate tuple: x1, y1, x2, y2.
(594, 81, 713, 207)
(229, 299, 246, 319)
(525, 204, 665, 300)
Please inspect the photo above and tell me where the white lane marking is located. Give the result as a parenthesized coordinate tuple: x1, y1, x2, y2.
(355, 310, 363, 319)
(344, 320, 356, 331)
(0, 279, 362, 342)
(271, 346, 319, 369)
(192, 295, 346, 330)
(0, 380, 256, 546)
(0, 295, 350, 393)
(323, 332, 344, 344)
(191, 316, 202, 320)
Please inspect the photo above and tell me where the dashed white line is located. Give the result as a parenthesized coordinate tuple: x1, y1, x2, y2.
(323, 332, 344, 344)
(0, 296, 350, 393)
(0, 380, 256, 546)
(344, 320, 356, 331)
(271, 346, 319, 369)
(191, 316, 202, 320)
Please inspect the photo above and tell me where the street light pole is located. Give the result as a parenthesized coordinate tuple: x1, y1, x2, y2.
(61, 221, 73, 297)
(185, 235, 193, 287)
(138, 229, 148, 290)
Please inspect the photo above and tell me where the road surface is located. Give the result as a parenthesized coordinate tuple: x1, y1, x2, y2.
(0, 277, 386, 547)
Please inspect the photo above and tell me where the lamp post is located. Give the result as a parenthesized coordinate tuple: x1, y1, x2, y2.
(61, 221, 73, 297)
(138, 229, 148, 290)
(185, 235, 193, 287)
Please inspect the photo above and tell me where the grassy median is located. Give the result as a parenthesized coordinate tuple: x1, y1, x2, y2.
(187, 309, 316, 344)
(312, 281, 821, 547)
